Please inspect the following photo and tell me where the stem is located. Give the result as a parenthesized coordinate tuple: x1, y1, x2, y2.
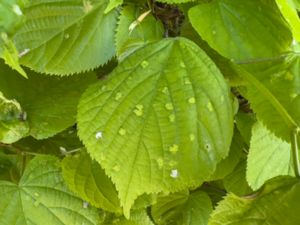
(291, 128, 300, 178)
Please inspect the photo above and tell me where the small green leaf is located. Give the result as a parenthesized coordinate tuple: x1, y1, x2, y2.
(209, 128, 245, 180)
(0, 155, 100, 225)
(223, 160, 252, 197)
(189, 0, 292, 61)
(62, 151, 122, 213)
(247, 121, 293, 190)
(0, 61, 97, 139)
(13, 0, 118, 75)
(209, 177, 300, 225)
(275, 0, 300, 41)
(78, 38, 233, 216)
(102, 209, 154, 225)
(237, 54, 300, 141)
(105, 0, 123, 14)
(1, 33, 27, 78)
(115, 6, 163, 60)
(0, 92, 29, 143)
(151, 190, 212, 225)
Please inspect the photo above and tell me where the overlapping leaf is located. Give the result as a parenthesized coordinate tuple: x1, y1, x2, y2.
(238, 54, 300, 141)
(189, 0, 292, 61)
(0, 156, 100, 225)
(77, 38, 233, 216)
(209, 177, 300, 225)
(0, 92, 29, 143)
(13, 0, 118, 75)
(247, 121, 293, 190)
(62, 151, 121, 213)
(151, 190, 212, 225)
(115, 5, 163, 60)
(0, 61, 97, 139)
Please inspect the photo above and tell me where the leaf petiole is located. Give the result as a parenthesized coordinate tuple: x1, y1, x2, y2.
(291, 127, 300, 178)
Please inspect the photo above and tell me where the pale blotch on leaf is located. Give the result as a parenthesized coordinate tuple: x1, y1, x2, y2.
(113, 165, 120, 172)
(156, 158, 164, 169)
(95, 131, 103, 139)
(189, 134, 195, 142)
(285, 72, 294, 81)
(188, 97, 196, 104)
(292, 39, 298, 46)
(12, 4, 23, 16)
(169, 113, 175, 122)
(165, 103, 174, 111)
(290, 93, 298, 99)
(118, 128, 126, 136)
(212, 30, 217, 35)
(59, 146, 67, 154)
(141, 60, 149, 68)
(83, 0, 93, 13)
(34, 192, 39, 197)
(101, 85, 107, 91)
(162, 86, 168, 94)
(82, 201, 89, 209)
(180, 61, 186, 68)
(184, 78, 191, 85)
(18, 48, 30, 58)
(170, 169, 179, 178)
(169, 144, 179, 154)
(220, 96, 224, 102)
(115, 92, 123, 101)
(133, 104, 143, 116)
(64, 33, 70, 39)
(207, 102, 213, 112)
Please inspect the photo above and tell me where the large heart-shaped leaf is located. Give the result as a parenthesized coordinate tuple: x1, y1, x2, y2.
(209, 177, 300, 225)
(13, 0, 118, 75)
(189, 0, 292, 61)
(0, 156, 100, 225)
(77, 38, 233, 216)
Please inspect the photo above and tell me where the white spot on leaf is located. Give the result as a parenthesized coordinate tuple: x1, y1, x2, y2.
(12, 5, 22, 16)
(95, 131, 103, 139)
(170, 169, 178, 178)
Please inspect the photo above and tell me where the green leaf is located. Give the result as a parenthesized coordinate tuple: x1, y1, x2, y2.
(115, 6, 163, 60)
(13, 0, 118, 75)
(0, 61, 97, 139)
(0, 155, 100, 225)
(223, 160, 252, 196)
(0, 92, 29, 143)
(209, 128, 245, 180)
(102, 209, 155, 225)
(235, 112, 256, 146)
(188, 0, 292, 61)
(77, 38, 234, 216)
(209, 177, 300, 225)
(151, 190, 212, 225)
(1, 33, 27, 78)
(237, 54, 300, 141)
(105, 0, 123, 14)
(247, 121, 293, 190)
(0, 0, 25, 34)
(62, 151, 122, 213)
(275, 0, 300, 41)
(13, 127, 83, 156)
